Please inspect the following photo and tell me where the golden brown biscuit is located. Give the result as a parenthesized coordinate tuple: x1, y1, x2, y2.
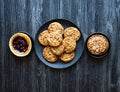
(87, 34, 109, 55)
(60, 52, 75, 62)
(63, 37, 76, 53)
(38, 30, 49, 46)
(64, 27, 81, 41)
(48, 22, 64, 35)
(47, 32, 63, 47)
(50, 42, 65, 55)
(43, 46, 58, 62)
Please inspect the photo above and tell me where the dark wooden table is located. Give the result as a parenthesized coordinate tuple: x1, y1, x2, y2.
(0, 0, 120, 92)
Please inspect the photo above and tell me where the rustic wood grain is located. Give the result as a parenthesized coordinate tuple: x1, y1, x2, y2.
(0, 0, 120, 92)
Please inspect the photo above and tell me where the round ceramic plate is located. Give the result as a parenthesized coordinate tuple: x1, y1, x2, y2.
(34, 19, 84, 69)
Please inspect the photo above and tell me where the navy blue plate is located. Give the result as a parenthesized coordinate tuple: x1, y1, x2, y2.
(34, 19, 84, 69)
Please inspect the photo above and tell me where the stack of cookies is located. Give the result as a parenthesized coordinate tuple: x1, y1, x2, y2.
(38, 22, 81, 63)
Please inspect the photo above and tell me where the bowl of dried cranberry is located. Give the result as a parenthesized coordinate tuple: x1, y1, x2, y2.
(9, 32, 32, 57)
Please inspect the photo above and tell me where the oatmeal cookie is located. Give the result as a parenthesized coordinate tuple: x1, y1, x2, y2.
(43, 46, 58, 62)
(60, 52, 75, 62)
(87, 34, 109, 55)
(63, 37, 76, 53)
(48, 22, 64, 35)
(50, 42, 65, 55)
(47, 32, 63, 47)
(64, 27, 81, 41)
(38, 30, 49, 46)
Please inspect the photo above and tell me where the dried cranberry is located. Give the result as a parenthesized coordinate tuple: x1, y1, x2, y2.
(13, 36, 28, 52)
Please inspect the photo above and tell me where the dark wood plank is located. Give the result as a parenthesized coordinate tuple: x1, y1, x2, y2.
(0, 0, 120, 92)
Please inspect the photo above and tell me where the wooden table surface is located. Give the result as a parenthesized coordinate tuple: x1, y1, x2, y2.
(0, 0, 120, 92)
